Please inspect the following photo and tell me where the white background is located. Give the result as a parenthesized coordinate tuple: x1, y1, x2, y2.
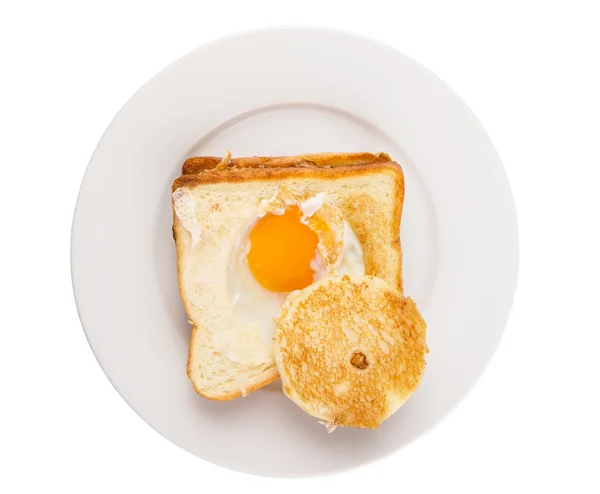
(1, 0, 599, 492)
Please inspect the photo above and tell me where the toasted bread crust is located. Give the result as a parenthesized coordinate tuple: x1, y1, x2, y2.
(182, 152, 391, 174)
(274, 275, 427, 429)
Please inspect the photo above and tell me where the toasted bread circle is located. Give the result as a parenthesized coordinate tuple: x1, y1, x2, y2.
(274, 275, 427, 429)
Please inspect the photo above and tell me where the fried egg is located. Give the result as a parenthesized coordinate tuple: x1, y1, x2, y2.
(228, 188, 365, 343)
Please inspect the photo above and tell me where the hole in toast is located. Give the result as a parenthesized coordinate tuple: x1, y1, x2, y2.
(350, 351, 369, 370)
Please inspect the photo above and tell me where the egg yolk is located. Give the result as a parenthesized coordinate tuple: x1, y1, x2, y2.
(248, 206, 319, 292)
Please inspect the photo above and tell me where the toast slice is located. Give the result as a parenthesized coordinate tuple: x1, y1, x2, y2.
(274, 275, 427, 430)
(171, 153, 405, 400)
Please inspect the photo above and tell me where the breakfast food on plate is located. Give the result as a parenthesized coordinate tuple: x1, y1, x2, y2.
(171, 151, 427, 428)
(274, 275, 427, 430)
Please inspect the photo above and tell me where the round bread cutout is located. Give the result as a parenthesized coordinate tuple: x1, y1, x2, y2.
(274, 275, 428, 430)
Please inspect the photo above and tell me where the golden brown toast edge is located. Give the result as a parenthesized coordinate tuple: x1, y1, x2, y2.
(181, 151, 392, 174)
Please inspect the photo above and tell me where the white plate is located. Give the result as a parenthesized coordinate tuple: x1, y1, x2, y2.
(71, 27, 518, 477)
